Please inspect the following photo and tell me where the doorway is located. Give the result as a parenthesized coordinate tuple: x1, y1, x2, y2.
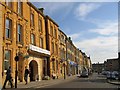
(29, 60, 38, 81)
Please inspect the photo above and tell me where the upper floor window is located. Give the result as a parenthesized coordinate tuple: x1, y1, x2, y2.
(38, 19, 42, 32)
(54, 29, 57, 38)
(51, 42, 54, 54)
(55, 44, 58, 54)
(40, 37, 43, 48)
(17, 24, 22, 43)
(30, 13, 34, 27)
(5, 18, 12, 39)
(31, 34, 35, 45)
(18, 0, 22, 15)
(5, 0, 12, 8)
(4, 50, 11, 71)
(50, 26, 53, 36)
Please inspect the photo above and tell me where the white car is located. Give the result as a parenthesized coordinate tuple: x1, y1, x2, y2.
(81, 70, 89, 77)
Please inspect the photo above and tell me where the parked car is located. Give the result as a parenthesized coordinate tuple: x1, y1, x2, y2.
(106, 71, 118, 80)
(81, 70, 89, 77)
(101, 71, 109, 75)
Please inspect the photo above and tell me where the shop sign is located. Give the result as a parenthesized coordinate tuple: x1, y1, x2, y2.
(29, 44, 50, 55)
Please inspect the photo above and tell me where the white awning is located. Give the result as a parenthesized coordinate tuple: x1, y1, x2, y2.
(29, 44, 50, 56)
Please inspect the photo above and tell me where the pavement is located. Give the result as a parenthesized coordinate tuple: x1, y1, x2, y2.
(2, 75, 77, 89)
(107, 79, 120, 85)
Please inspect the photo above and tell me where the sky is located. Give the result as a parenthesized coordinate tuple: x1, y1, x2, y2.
(31, 1, 118, 64)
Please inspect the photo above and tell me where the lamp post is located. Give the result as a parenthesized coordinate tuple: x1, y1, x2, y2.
(63, 63, 66, 79)
(14, 55, 19, 88)
(118, 52, 120, 81)
(64, 37, 68, 79)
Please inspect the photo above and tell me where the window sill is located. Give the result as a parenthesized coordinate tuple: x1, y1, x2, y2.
(6, 38, 12, 44)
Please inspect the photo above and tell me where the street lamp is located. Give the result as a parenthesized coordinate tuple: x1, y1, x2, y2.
(14, 55, 19, 88)
(64, 37, 68, 79)
(63, 63, 66, 79)
(118, 52, 120, 81)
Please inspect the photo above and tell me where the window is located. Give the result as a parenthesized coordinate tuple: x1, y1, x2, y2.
(51, 42, 54, 54)
(40, 37, 43, 48)
(6, 18, 12, 39)
(55, 44, 58, 54)
(31, 34, 35, 45)
(17, 24, 22, 43)
(18, 0, 22, 15)
(4, 50, 10, 71)
(56, 61, 58, 72)
(50, 26, 53, 36)
(30, 13, 34, 27)
(54, 29, 57, 38)
(38, 19, 42, 32)
(52, 60, 55, 71)
(6, 0, 12, 8)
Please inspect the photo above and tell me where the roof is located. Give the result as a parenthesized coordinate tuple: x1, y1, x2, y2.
(45, 15, 59, 27)
(27, 2, 45, 17)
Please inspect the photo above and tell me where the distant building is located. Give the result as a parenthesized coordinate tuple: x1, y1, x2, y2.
(105, 58, 119, 71)
(92, 63, 104, 73)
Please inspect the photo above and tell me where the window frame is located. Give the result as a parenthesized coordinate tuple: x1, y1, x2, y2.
(5, 18, 12, 39)
(4, 50, 11, 72)
(39, 37, 43, 48)
(17, 0, 23, 15)
(30, 13, 34, 27)
(50, 26, 53, 36)
(31, 33, 35, 45)
(5, 0, 12, 9)
(38, 18, 42, 32)
(17, 24, 23, 43)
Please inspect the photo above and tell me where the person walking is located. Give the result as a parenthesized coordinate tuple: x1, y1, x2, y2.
(24, 66, 29, 85)
(3, 66, 13, 89)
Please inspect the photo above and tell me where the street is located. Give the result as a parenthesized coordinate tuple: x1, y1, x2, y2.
(3, 73, 120, 90)
(42, 73, 119, 89)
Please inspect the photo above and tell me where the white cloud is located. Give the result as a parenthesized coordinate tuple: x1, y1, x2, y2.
(68, 33, 81, 41)
(75, 3, 101, 19)
(90, 22, 118, 36)
(35, 3, 74, 15)
(74, 36, 118, 63)
(30, 0, 119, 2)
(69, 21, 118, 63)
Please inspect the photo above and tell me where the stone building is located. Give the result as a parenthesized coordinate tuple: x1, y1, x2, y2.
(0, 0, 92, 88)
(0, 1, 50, 85)
(105, 58, 119, 71)
(58, 29, 67, 78)
(45, 15, 59, 78)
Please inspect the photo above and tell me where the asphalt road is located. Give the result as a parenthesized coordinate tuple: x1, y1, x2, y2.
(2, 73, 120, 90)
(42, 73, 120, 89)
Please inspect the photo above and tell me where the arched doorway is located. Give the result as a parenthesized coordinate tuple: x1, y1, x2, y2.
(29, 60, 38, 81)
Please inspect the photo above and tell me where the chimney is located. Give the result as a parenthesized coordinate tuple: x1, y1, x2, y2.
(38, 8, 44, 13)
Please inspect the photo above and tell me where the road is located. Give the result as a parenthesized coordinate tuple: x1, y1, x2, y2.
(41, 73, 119, 89)
(3, 73, 120, 90)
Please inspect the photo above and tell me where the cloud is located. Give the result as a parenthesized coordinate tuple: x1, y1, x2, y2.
(75, 3, 101, 19)
(34, 2, 74, 15)
(68, 33, 81, 41)
(90, 21, 118, 36)
(69, 21, 118, 63)
(30, 0, 119, 2)
(74, 36, 118, 63)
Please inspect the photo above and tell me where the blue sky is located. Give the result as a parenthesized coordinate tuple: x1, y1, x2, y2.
(32, 2, 118, 63)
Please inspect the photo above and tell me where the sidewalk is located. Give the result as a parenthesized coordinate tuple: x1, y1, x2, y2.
(107, 79, 120, 85)
(3, 75, 77, 89)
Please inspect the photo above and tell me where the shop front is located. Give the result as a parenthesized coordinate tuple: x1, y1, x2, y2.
(18, 44, 50, 82)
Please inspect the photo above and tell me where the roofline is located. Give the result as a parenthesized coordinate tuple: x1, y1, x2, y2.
(46, 15, 59, 27)
(59, 29, 67, 38)
(27, 2, 45, 17)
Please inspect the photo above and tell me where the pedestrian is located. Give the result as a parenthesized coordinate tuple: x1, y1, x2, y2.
(24, 66, 29, 85)
(3, 66, 13, 89)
